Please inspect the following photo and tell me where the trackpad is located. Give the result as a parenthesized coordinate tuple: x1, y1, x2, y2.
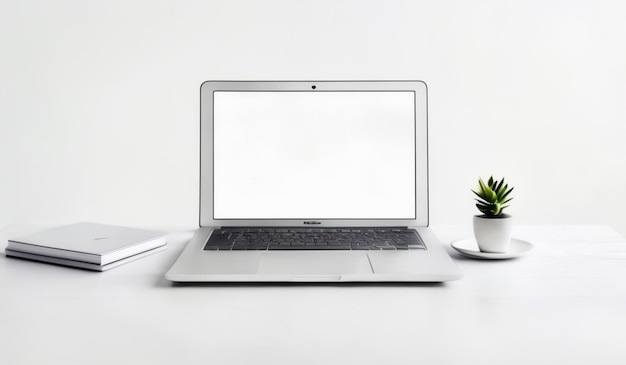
(257, 251, 372, 276)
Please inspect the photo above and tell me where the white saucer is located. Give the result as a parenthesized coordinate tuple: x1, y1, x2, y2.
(450, 238, 533, 260)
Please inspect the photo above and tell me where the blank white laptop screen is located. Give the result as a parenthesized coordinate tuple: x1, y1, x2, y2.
(212, 91, 416, 220)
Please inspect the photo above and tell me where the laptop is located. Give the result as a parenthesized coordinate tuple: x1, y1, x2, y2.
(166, 80, 462, 282)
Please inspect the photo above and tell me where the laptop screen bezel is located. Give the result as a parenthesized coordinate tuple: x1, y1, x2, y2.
(199, 80, 429, 228)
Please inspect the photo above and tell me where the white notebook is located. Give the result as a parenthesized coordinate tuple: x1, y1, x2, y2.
(5, 246, 167, 271)
(6, 222, 167, 266)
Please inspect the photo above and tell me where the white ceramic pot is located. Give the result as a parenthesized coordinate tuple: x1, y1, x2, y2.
(473, 214, 513, 253)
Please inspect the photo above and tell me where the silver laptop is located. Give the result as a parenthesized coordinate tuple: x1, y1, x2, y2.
(166, 80, 462, 282)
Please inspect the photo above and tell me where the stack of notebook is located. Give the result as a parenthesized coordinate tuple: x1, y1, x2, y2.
(5, 222, 167, 271)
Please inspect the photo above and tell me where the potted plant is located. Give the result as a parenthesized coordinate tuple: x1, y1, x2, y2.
(472, 176, 514, 253)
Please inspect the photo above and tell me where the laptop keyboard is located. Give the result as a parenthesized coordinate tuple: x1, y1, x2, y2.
(203, 228, 426, 251)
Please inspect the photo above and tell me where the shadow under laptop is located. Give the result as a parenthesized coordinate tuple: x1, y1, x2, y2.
(157, 279, 446, 288)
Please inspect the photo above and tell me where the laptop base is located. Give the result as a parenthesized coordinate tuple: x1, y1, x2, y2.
(166, 227, 462, 283)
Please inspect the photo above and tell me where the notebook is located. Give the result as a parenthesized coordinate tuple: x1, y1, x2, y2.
(166, 80, 462, 282)
(6, 222, 167, 271)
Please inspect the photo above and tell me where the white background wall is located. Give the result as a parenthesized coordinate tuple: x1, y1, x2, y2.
(2, 0, 625, 236)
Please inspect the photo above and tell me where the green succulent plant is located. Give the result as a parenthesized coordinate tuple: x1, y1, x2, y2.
(472, 176, 514, 217)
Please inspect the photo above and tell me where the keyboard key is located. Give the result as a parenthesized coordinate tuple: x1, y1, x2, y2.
(268, 245, 351, 250)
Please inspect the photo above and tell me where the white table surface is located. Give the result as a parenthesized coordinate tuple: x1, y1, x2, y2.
(1, 224, 626, 365)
